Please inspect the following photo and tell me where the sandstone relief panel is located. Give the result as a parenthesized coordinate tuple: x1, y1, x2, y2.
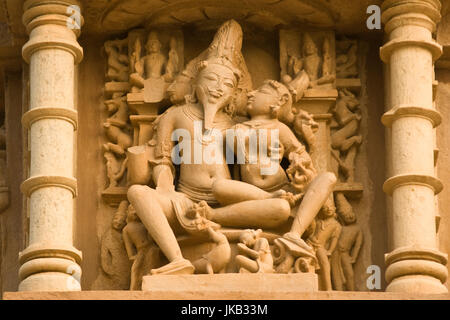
(94, 20, 368, 291)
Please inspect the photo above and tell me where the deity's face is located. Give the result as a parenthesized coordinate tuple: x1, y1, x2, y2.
(246, 83, 280, 118)
(195, 61, 238, 129)
(195, 63, 237, 106)
(340, 210, 356, 225)
(146, 34, 162, 53)
(167, 73, 192, 104)
(112, 213, 126, 230)
(303, 39, 318, 56)
(127, 204, 138, 222)
(319, 198, 336, 219)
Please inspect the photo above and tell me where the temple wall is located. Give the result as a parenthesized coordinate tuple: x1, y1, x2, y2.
(1, 0, 449, 297)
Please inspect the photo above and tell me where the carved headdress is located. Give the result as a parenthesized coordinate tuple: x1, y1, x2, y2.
(183, 20, 252, 114)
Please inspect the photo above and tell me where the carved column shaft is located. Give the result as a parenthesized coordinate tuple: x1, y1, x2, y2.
(19, 0, 83, 291)
(381, 0, 448, 293)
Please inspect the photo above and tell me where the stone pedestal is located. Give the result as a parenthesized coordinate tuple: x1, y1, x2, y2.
(142, 273, 318, 297)
(380, 0, 448, 293)
(18, 0, 84, 291)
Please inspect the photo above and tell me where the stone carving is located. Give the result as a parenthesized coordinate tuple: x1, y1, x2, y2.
(292, 108, 319, 154)
(192, 227, 231, 274)
(129, 30, 182, 104)
(102, 92, 132, 192)
(105, 39, 129, 82)
(96, 20, 373, 291)
(306, 197, 342, 291)
(122, 204, 160, 290)
(331, 193, 363, 291)
(280, 30, 336, 95)
(236, 229, 274, 273)
(330, 89, 361, 182)
(336, 38, 358, 79)
(130, 31, 166, 92)
(125, 21, 337, 283)
(103, 93, 132, 157)
(104, 152, 128, 188)
(230, 79, 314, 194)
(91, 200, 131, 290)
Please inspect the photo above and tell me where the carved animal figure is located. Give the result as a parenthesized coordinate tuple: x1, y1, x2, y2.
(103, 122, 132, 156)
(105, 94, 129, 128)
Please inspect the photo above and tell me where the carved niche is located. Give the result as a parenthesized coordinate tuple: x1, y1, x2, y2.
(95, 20, 367, 291)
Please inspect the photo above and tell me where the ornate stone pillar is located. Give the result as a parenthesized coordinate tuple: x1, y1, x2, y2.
(380, 0, 448, 293)
(19, 0, 83, 291)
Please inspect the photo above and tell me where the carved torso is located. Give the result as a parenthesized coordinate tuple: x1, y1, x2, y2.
(155, 103, 235, 198)
(143, 53, 167, 79)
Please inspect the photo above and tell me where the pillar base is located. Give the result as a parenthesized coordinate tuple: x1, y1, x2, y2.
(19, 272, 81, 292)
(386, 275, 448, 294)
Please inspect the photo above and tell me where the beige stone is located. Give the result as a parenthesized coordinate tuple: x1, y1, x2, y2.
(0, 0, 449, 300)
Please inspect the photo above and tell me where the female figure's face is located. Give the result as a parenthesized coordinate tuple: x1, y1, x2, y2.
(246, 83, 280, 117)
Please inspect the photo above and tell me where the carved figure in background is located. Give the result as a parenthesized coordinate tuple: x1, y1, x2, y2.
(310, 37, 335, 87)
(336, 40, 358, 78)
(129, 36, 142, 76)
(292, 108, 319, 153)
(105, 39, 129, 82)
(306, 197, 342, 291)
(165, 37, 180, 83)
(192, 227, 231, 274)
(103, 121, 132, 156)
(282, 33, 335, 102)
(103, 93, 131, 188)
(105, 93, 129, 127)
(331, 193, 363, 291)
(331, 89, 361, 182)
(236, 229, 274, 273)
(92, 200, 131, 290)
(104, 152, 127, 188)
(299, 33, 320, 83)
(129, 31, 174, 96)
(122, 204, 156, 290)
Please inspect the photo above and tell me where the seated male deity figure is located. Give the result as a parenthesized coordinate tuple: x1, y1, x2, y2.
(129, 31, 177, 98)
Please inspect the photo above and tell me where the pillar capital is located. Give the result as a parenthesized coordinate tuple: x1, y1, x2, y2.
(382, 0, 441, 26)
(22, 0, 84, 63)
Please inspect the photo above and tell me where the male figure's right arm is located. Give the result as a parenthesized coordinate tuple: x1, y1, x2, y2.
(152, 109, 177, 190)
